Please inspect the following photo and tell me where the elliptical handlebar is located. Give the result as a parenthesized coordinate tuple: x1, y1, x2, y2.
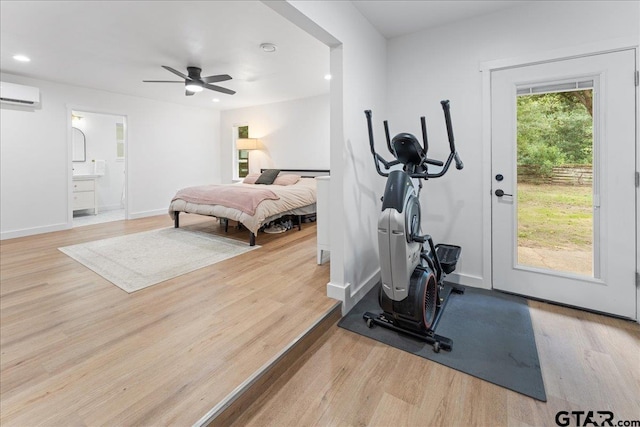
(365, 100, 464, 179)
(440, 100, 464, 170)
(365, 110, 399, 177)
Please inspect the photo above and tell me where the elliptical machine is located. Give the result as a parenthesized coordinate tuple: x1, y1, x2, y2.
(363, 100, 464, 353)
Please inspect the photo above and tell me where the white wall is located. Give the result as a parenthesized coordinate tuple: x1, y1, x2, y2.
(72, 111, 126, 211)
(273, 1, 388, 313)
(386, 1, 640, 289)
(0, 74, 220, 239)
(219, 94, 330, 181)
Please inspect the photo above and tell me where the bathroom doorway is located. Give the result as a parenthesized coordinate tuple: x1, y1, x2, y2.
(70, 110, 127, 227)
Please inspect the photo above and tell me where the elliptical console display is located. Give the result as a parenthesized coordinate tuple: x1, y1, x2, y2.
(363, 100, 464, 352)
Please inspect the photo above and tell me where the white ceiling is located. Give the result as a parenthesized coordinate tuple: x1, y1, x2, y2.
(353, 1, 531, 39)
(0, 1, 529, 111)
(0, 1, 330, 111)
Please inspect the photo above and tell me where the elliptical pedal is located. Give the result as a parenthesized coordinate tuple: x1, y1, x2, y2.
(363, 311, 453, 352)
(435, 244, 461, 274)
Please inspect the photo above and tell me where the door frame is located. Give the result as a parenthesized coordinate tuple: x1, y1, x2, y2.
(480, 36, 639, 320)
(66, 105, 130, 227)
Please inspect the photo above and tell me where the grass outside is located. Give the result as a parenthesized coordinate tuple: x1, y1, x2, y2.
(517, 183, 593, 250)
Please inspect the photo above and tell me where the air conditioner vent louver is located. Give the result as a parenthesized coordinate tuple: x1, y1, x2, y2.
(1, 97, 34, 105)
(0, 82, 40, 106)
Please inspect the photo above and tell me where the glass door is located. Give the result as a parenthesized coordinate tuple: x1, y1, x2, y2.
(491, 49, 636, 318)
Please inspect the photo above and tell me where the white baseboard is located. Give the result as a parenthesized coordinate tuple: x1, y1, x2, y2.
(446, 272, 488, 289)
(128, 209, 167, 220)
(329, 268, 489, 316)
(98, 204, 124, 212)
(326, 281, 350, 302)
(0, 222, 70, 240)
(327, 269, 382, 316)
(343, 270, 381, 315)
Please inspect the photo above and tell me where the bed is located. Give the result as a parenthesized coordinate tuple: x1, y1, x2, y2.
(169, 169, 330, 245)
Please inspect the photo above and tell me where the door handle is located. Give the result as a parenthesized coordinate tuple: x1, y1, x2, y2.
(495, 189, 512, 197)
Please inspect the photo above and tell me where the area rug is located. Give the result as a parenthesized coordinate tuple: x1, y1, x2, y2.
(338, 283, 546, 401)
(59, 228, 259, 293)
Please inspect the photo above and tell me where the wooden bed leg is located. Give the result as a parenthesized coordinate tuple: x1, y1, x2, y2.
(297, 215, 302, 231)
(249, 233, 256, 246)
(174, 212, 180, 228)
(224, 219, 229, 233)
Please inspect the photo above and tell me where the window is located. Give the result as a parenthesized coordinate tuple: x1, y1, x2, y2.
(516, 81, 595, 276)
(237, 125, 249, 178)
(116, 122, 125, 161)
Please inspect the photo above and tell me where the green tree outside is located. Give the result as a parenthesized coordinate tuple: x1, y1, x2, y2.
(517, 90, 593, 178)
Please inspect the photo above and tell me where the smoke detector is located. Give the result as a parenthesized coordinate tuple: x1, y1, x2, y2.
(260, 43, 277, 53)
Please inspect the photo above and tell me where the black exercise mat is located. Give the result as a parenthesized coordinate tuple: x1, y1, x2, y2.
(338, 283, 546, 401)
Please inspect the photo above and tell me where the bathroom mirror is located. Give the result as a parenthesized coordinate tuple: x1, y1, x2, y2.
(72, 127, 86, 162)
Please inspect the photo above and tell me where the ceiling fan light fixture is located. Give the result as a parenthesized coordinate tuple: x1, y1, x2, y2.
(185, 81, 204, 93)
(260, 43, 277, 53)
(144, 66, 235, 96)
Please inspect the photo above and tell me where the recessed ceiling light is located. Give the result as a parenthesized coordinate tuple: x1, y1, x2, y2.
(324, 74, 332, 80)
(260, 43, 277, 53)
(212, 98, 220, 103)
(13, 54, 30, 62)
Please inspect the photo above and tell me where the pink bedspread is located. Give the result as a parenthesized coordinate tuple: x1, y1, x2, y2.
(171, 185, 279, 216)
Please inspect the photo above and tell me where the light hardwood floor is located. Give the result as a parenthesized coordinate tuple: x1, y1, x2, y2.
(0, 214, 336, 425)
(230, 296, 640, 426)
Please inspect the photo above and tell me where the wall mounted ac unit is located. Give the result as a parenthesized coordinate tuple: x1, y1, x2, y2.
(0, 81, 40, 106)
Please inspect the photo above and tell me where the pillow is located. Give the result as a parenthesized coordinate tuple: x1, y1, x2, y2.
(273, 174, 301, 186)
(255, 169, 281, 185)
(242, 173, 260, 184)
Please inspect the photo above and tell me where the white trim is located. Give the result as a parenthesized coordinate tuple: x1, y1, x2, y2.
(0, 222, 70, 240)
(128, 209, 166, 220)
(349, 269, 379, 299)
(328, 44, 345, 304)
(99, 203, 127, 212)
(480, 36, 638, 72)
(481, 39, 639, 295)
(636, 31, 640, 322)
(326, 280, 350, 301)
(447, 272, 487, 290)
(66, 105, 130, 226)
(330, 268, 487, 317)
(67, 108, 74, 227)
(345, 269, 380, 315)
(481, 67, 493, 293)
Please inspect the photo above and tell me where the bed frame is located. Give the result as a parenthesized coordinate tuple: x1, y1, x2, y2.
(173, 168, 329, 246)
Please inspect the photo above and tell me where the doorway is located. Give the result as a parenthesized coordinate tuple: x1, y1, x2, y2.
(70, 110, 127, 227)
(490, 49, 637, 318)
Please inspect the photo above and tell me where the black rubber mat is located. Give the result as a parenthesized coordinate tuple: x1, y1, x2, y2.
(338, 283, 546, 401)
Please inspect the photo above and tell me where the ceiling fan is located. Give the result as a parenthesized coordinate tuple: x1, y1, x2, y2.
(143, 66, 236, 96)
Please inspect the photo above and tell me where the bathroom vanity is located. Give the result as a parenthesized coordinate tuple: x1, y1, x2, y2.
(72, 175, 99, 214)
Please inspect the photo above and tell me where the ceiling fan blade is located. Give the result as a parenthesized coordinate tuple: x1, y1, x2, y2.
(203, 83, 236, 95)
(162, 65, 190, 80)
(202, 74, 232, 84)
(185, 90, 194, 97)
(142, 80, 184, 83)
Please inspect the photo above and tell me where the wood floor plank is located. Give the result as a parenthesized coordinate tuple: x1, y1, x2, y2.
(231, 298, 640, 426)
(0, 214, 335, 425)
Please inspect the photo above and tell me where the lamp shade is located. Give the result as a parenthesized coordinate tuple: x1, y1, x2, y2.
(236, 138, 260, 150)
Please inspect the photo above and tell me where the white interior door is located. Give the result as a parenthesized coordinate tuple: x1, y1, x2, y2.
(491, 49, 637, 319)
